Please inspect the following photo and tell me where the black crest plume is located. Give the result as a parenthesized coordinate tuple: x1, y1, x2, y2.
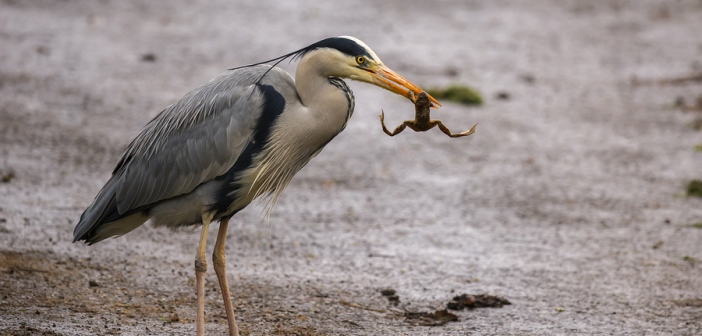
(229, 37, 371, 84)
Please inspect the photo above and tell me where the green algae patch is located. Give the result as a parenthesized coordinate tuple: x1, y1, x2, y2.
(686, 180, 702, 198)
(426, 84, 483, 106)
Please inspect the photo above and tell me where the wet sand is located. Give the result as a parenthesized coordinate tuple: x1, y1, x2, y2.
(1, 0, 701, 335)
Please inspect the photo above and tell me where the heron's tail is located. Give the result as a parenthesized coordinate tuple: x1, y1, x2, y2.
(73, 177, 147, 245)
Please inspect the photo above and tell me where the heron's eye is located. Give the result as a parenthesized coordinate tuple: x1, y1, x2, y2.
(356, 56, 365, 65)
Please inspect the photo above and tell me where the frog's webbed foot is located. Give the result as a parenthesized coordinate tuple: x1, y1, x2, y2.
(379, 110, 408, 136)
(408, 90, 417, 104)
(435, 120, 478, 138)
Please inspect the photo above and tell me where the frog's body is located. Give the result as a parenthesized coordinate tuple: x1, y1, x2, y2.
(379, 91, 477, 137)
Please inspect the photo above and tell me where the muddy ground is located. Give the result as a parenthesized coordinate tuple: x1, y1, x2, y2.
(1, 0, 701, 335)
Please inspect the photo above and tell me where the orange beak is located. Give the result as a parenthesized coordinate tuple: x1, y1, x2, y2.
(368, 65, 442, 107)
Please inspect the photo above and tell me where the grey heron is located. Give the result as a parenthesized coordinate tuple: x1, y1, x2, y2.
(73, 36, 440, 336)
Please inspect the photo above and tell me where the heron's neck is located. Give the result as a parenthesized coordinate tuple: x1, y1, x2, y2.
(294, 53, 352, 131)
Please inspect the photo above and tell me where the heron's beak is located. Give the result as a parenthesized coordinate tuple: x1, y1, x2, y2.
(368, 65, 442, 107)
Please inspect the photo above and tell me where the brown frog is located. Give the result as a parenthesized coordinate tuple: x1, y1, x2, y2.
(379, 91, 478, 137)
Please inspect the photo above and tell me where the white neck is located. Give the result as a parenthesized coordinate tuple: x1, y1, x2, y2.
(294, 50, 351, 132)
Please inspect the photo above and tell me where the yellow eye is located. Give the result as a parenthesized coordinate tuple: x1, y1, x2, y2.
(356, 56, 365, 65)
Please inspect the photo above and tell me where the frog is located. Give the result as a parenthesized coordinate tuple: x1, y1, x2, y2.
(379, 91, 477, 138)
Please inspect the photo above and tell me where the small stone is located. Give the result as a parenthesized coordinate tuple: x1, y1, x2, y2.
(447, 293, 511, 310)
(674, 96, 686, 108)
(141, 53, 157, 62)
(387, 295, 400, 305)
(520, 74, 536, 84)
(89, 280, 100, 287)
(1, 170, 14, 183)
(495, 91, 511, 100)
(380, 289, 396, 296)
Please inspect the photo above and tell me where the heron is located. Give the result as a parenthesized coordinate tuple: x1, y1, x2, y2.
(73, 36, 440, 336)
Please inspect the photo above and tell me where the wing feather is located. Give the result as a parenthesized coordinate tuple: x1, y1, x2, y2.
(74, 65, 295, 242)
(111, 66, 279, 213)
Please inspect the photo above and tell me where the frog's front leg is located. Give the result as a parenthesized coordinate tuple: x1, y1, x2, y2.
(379, 110, 409, 136)
(433, 120, 479, 138)
(407, 90, 417, 104)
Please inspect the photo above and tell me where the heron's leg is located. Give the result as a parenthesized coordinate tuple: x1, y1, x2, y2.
(195, 212, 214, 336)
(379, 110, 408, 136)
(213, 217, 240, 336)
(435, 121, 478, 138)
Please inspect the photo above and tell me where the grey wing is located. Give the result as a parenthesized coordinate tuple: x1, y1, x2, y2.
(73, 65, 293, 241)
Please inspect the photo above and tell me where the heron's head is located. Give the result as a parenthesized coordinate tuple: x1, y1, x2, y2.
(295, 36, 441, 107)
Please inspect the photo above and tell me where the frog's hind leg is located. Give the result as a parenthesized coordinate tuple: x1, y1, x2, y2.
(435, 120, 478, 138)
(379, 110, 408, 136)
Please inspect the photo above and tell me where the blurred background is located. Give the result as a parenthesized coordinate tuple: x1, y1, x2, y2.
(1, 0, 701, 335)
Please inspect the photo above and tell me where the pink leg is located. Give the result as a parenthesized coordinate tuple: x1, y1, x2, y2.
(195, 213, 213, 336)
(213, 217, 240, 336)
